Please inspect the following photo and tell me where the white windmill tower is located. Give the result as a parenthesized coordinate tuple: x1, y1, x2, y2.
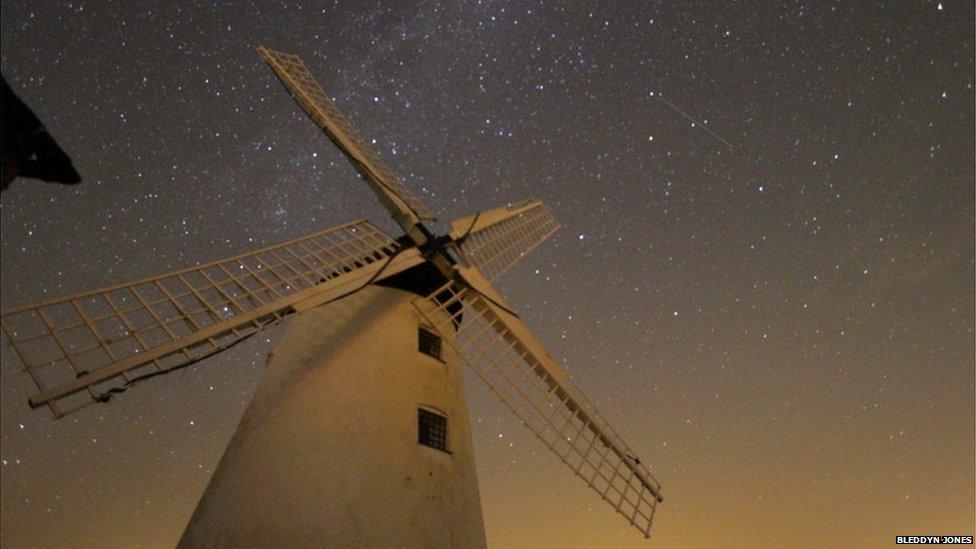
(0, 46, 664, 547)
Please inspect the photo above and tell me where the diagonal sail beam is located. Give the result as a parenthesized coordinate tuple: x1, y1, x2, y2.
(257, 46, 435, 245)
(448, 199, 561, 281)
(0, 220, 423, 417)
(413, 267, 663, 538)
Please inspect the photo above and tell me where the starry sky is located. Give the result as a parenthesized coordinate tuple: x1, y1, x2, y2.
(1, 1, 973, 547)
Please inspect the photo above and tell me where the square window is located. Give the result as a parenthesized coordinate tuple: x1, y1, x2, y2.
(418, 326, 442, 360)
(418, 408, 448, 452)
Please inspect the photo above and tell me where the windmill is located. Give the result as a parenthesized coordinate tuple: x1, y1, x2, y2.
(0, 46, 663, 547)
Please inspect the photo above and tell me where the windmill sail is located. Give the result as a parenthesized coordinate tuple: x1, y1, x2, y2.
(0, 219, 423, 417)
(449, 199, 560, 281)
(257, 46, 436, 231)
(413, 269, 663, 538)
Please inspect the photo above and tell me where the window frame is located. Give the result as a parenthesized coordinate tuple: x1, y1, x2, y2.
(417, 325, 443, 362)
(417, 406, 450, 454)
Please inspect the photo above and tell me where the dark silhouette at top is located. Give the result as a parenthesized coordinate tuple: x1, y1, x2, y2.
(1, 74, 80, 192)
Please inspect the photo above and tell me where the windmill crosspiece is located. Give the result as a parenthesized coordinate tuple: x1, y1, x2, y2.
(0, 46, 663, 544)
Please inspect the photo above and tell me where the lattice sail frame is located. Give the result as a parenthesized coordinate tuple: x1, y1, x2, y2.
(257, 46, 435, 222)
(0, 220, 402, 416)
(413, 280, 663, 538)
(452, 199, 560, 281)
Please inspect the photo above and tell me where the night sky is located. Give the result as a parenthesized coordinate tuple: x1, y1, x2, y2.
(1, 2, 974, 547)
